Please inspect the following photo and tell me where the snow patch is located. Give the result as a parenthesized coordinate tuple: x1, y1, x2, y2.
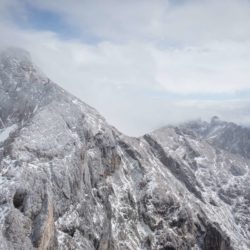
(0, 124, 17, 143)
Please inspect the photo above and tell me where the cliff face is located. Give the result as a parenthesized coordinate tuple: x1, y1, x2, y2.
(0, 48, 249, 250)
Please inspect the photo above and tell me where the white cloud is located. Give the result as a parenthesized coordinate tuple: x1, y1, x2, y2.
(0, 0, 250, 135)
(153, 41, 250, 93)
(24, 0, 250, 44)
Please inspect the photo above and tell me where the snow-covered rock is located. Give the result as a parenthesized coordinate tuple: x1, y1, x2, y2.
(0, 48, 249, 249)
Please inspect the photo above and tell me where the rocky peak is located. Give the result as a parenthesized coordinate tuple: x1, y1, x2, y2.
(210, 115, 222, 125)
(182, 117, 250, 159)
(0, 48, 56, 128)
(0, 47, 32, 68)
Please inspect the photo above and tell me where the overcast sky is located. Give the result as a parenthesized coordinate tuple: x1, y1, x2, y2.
(1, 0, 250, 135)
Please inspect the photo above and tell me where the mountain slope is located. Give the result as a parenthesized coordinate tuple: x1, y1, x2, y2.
(148, 125, 250, 249)
(0, 48, 249, 250)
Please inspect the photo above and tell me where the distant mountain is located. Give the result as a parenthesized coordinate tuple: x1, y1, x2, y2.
(181, 116, 250, 159)
(0, 47, 249, 250)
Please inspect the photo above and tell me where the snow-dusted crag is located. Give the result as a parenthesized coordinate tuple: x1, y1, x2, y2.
(0, 48, 249, 250)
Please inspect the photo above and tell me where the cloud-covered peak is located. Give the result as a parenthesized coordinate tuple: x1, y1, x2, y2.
(0, 1, 250, 135)
(0, 47, 31, 63)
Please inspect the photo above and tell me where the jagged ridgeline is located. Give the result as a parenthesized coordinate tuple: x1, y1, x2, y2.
(0, 48, 250, 250)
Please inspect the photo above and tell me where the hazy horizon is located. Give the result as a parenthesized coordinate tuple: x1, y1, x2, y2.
(1, 0, 250, 135)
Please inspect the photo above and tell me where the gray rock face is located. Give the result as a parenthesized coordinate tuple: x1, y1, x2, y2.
(0, 48, 249, 249)
(181, 116, 250, 159)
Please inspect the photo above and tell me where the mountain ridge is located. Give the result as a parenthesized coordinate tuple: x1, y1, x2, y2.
(0, 47, 249, 250)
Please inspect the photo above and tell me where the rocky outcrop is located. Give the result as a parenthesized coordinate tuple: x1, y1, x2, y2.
(31, 193, 56, 250)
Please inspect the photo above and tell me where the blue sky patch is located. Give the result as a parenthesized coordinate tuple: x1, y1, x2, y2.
(23, 3, 77, 39)
(12, 2, 98, 43)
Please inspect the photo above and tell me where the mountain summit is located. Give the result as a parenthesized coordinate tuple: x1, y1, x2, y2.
(0, 48, 249, 250)
(182, 117, 250, 159)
